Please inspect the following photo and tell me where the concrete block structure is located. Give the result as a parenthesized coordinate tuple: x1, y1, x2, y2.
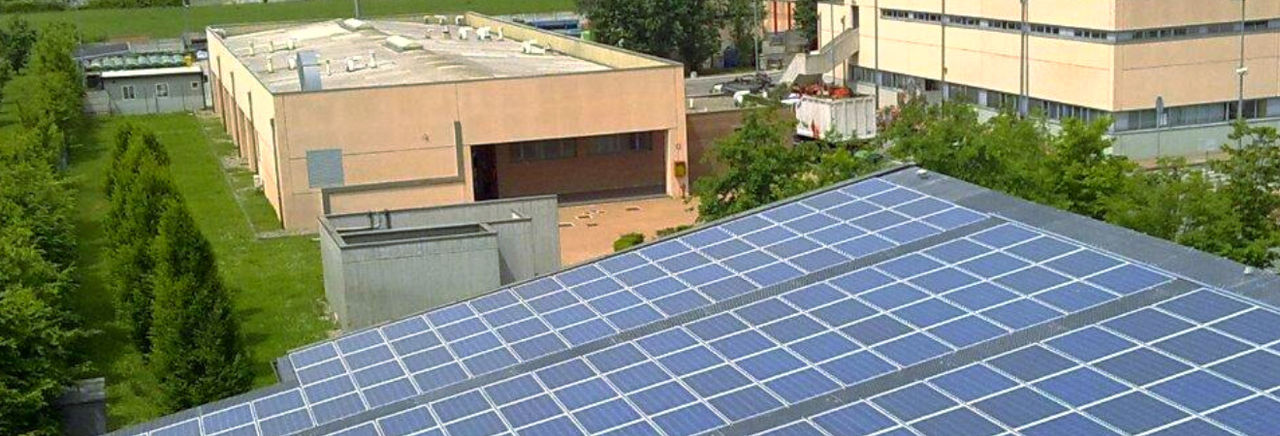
(92, 67, 208, 115)
(207, 13, 689, 232)
(808, 0, 1280, 159)
(319, 196, 559, 330)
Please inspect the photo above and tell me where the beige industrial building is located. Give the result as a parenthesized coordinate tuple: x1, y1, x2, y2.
(810, 0, 1280, 158)
(206, 13, 689, 231)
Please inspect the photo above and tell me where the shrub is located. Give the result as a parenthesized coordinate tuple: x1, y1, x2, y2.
(656, 225, 692, 238)
(613, 232, 645, 252)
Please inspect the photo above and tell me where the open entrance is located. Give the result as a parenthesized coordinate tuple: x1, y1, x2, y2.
(472, 145, 499, 201)
(478, 131, 667, 203)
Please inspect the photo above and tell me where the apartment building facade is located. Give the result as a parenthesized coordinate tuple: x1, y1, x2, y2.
(816, 0, 1280, 158)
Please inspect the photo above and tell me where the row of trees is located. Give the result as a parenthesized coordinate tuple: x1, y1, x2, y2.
(105, 125, 252, 412)
(885, 99, 1280, 269)
(576, 0, 763, 72)
(0, 18, 86, 435)
(695, 101, 1279, 270)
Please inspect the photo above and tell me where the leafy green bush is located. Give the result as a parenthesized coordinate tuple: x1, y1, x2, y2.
(613, 232, 645, 252)
(656, 225, 692, 238)
(84, 0, 181, 9)
(0, 0, 66, 13)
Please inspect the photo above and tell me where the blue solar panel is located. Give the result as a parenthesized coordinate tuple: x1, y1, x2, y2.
(127, 172, 1280, 436)
(760, 287, 1280, 436)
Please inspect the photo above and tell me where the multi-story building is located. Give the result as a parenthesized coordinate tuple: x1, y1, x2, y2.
(813, 0, 1280, 159)
(207, 13, 689, 231)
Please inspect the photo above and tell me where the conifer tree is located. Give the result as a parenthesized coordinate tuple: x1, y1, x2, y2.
(148, 199, 251, 411)
(111, 155, 177, 353)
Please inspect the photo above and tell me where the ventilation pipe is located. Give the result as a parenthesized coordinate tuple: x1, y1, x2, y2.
(454, 15, 465, 25)
(368, 51, 378, 68)
(266, 57, 275, 73)
(297, 51, 323, 91)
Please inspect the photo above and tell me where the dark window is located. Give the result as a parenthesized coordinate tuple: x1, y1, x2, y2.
(511, 139, 577, 162)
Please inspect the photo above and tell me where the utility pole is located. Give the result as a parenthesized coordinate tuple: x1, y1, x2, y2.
(1019, 0, 1029, 117)
(874, 0, 880, 110)
(1236, 0, 1247, 123)
(354, 0, 361, 18)
(941, 0, 947, 102)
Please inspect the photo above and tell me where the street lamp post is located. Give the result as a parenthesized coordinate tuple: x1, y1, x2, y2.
(1236, 0, 1247, 124)
(874, 0, 880, 110)
(1019, 0, 1029, 117)
(941, 0, 947, 102)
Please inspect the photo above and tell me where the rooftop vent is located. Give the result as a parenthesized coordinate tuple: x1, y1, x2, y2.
(345, 56, 367, 72)
(340, 18, 372, 31)
(270, 39, 297, 52)
(454, 15, 465, 26)
(458, 27, 473, 40)
(297, 51, 323, 91)
(476, 27, 492, 40)
(385, 35, 422, 51)
(521, 40, 547, 55)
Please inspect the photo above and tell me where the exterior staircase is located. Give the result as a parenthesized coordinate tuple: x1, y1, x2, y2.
(781, 27, 860, 84)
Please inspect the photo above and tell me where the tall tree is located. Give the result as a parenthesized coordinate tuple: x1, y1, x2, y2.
(1208, 123, 1280, 267)
(695, 107, 809, 220)
(1104, 159, 1264, 264)
(1038, 116, 1136, 219)
(0, 16, 37, 95)
(149, 199, 251, 411)
(578, 0, 721, 71)
(694, 106, 882, 221)
(723, 0, 762, 67)
(106, 131, 170, 245)
(111, 156, 178, 354)
(0, 225, 79, 436)
(3, 72, 83, 133)
(794, 0, 818, 48)
(0, 158, 76, 267)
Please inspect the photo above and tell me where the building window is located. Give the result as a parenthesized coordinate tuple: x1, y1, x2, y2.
(589, 133, 653, 155)
(121, 85, 136, 100)
(511, 139, 577, 162)
(156, 83, 169, 98)
(191, 81, 201, 90)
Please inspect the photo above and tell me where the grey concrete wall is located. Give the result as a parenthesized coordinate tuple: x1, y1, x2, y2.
(56, 378, 106, 436)
(319, 227, 347, 325)
(100, 73, 207, 115)
(337, 230, 501, 329)
(325, 195, 561, 282)
(1112, 117, 1280, 161)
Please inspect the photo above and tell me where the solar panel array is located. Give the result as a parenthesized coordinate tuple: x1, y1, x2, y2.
(129, 178, 987, 436)
(119, 173, 1280, 436)
(764, 287, 1280, 435)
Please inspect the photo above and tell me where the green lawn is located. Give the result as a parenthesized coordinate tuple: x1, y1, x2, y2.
(18, 0, 574, 41)
(67, 113, 333, 429)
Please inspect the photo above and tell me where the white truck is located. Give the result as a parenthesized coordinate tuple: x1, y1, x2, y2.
(793, 94, 878, 140)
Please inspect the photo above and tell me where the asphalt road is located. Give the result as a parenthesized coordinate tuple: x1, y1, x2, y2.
(685, 70, 783, 97)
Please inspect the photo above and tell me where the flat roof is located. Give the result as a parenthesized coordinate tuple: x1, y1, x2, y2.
(112, 165, 1280, 436)
(100, 65, 202, 79)
(217, 19, 611, 93)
